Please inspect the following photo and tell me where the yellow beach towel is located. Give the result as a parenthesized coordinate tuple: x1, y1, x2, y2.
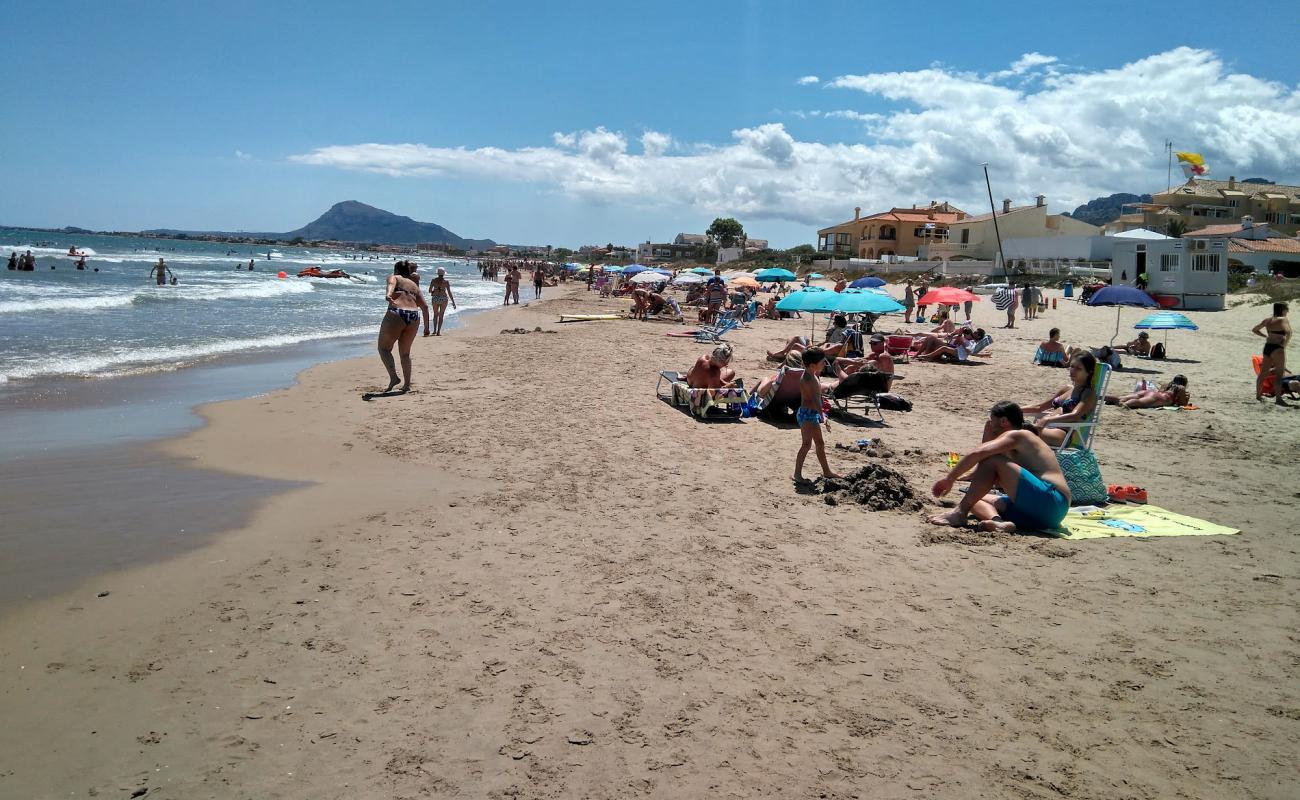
(1056, 504, 1239, 540)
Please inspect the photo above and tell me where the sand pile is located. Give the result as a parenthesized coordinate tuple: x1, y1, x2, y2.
(820, 464, 923, 511)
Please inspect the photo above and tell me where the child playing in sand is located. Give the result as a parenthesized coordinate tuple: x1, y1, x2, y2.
(794, 347, 840, 484)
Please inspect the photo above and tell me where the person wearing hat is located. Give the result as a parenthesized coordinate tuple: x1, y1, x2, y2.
(829, 333, 895, 390)
(1117, 331, 1151, 357)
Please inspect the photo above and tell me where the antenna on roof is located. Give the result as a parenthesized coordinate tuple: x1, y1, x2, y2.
(1165, 140, 1173, 190)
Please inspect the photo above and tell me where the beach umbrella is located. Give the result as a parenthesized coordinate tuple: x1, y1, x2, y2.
(621, 264, 649, 275)
(602, 265, 622, 273)
(672, 272, 706, 285)
(730, 275, 759, 289)
(807, 272, 824, 279)
(644, 267, 672, 275)
(689, 267, 715, 275)
(850, 276, 886, 289)
(917, 287, 979, 306)
(829, 288, 906, 316)
(629, 271, 668, 284)
(776, 286, 841, 337)
(754, 267, 797, 282)
(1134, 311, 1198, 350)
(1087, 285, 1159, 345)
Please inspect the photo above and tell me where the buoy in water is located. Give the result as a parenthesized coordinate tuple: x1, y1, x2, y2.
(277, 271, 287, 279)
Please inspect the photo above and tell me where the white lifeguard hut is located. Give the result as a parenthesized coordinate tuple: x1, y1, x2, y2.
(1110, 237, 1228, 311)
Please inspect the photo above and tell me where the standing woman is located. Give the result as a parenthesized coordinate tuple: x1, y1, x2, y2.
(1253, 302, 1291, 405)
(376, 261, 429, 393)
(427, 266, 456, 336)
(533, 263, 545, 299)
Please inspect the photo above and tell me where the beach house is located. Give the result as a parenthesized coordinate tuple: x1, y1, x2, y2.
(1131, 177, 1300, 237)
(1110, 237, 1229, 311)
(926, 196, 1099, 262)
(817, 202, 966, 259)
(1182, 217, 1300, 275)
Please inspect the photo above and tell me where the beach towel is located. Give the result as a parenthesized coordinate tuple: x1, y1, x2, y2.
(1054, 505, 1239, 540)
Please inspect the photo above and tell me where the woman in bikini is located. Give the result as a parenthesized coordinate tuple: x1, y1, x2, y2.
(1252, 302, 1290, 405)
(427, 266, 456, 336)
(1020, 351, 1098, 447)
(1108, 375, 1190, 409)
(376, 261, 429, 393)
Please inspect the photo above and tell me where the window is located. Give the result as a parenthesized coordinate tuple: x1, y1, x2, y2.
(1227, 199, 1238, 208)
(1191, 253, 1220, 272)
(960, 229, 970, 244)
(1159, 254, 1178, 272)
(1265, 212, 1284, 224)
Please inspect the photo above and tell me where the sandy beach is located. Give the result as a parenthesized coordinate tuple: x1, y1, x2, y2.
(1, 281, 1297, 799)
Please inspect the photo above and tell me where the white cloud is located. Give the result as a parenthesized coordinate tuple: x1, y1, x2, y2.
(797, 75, 820, 85)
(290, 48, 1300, 227)
(234, 150, 252, 160)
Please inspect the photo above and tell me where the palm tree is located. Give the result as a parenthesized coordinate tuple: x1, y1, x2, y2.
(1164, 218, 1187, 238)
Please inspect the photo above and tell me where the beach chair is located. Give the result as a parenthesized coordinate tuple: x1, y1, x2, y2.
(750, 367, 804, 419)
(656, 371, 748, 419)
(885, 335, 916, 363)
(1034, 346, 1067, 367)
(1252, 355, 1299, 399)
(694, 313, 741, 344)
(828, 369, 901, 422)
(1040, 363, 1111, 451)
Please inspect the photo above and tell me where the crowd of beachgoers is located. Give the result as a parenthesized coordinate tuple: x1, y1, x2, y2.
(366, 258, 1293, 537)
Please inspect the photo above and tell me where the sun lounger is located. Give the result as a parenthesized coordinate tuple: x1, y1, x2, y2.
(656, 371, 749, 418)
(751, 367, 804, 419)
(694, 314, 740, 343)
(828, 369, 904, 421)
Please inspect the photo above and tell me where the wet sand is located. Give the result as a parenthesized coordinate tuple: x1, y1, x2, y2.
(0, 281, 1296, 799)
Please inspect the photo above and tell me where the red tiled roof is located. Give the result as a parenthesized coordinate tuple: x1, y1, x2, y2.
(1227, 238, 1300, 254)
(1185, 223, 1257, 237)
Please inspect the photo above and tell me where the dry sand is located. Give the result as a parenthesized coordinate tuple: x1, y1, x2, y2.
(1, 281, 1297, 799)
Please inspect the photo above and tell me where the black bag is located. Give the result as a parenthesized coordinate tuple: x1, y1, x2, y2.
(875, 393, 913, 412)
(1150, 342, 1166, 360)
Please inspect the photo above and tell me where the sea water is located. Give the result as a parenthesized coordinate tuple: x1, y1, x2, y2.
(0, 230, 503, 389)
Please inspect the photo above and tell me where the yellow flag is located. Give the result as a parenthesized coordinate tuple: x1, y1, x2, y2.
(1175, 152, 1205, 167)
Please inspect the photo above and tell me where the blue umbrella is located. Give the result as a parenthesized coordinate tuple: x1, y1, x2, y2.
(776, 287, 841, 338)
(689, 267, 715, 275)
(564, 262, 582, 271)
(1088, 285, 1158, 344)
(621, 263, 650, 275)
(754, 267, 797, 282)
(1135, 312, 1198, 350)
(850, 276, 886, 289)
(829, 288, 906, 315)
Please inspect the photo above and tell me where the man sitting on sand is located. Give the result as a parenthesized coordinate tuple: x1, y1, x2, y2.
(928, 401, 1071, 533)
(686, 343, 737, 390)
(1117, 331, 1151, 357)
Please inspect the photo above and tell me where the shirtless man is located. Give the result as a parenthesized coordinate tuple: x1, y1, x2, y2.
(686, 344, 737, 390)
(928, 401, 1071, 533)
(830, 333, 894, 388)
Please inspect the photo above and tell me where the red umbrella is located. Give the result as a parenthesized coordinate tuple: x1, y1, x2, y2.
(917, 287, 979, 306)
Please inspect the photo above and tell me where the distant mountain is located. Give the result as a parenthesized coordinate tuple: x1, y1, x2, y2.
(1066, 193, 1152, 226)
(1241, 177, 1273, 185)
(144, 201, 496, 249)
(281, 201, 495, 249)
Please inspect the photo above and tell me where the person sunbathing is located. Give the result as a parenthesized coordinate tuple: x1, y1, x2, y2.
(915, 328, 987, 362)
(686, 343, 737, 389)
(1117, 331, 1152, 356)
(767, 314, 852, 362)
(830, 334, 895, 390)
(891, 311, 957, 338)
(1034, 328, 1067, 366)
(1106, 375, 1190, 409)
(927, 400, 1071, 533)
(930, 310, 957, 336)
(759, 295, 779, 319)
(1019, 352, 1099, 446)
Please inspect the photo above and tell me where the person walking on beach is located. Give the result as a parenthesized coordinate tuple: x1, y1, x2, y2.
(994, 283, 1018, 329)
(427, 266, 456, 336)
(374, 261, 429, 394)
(794, 347, 840, 485)
(150, 258, 171, 286)
(1253, 302, 1291, 405)
(916, 281, 930, 322)
(533, 264, 545, 299)
(903, 279, 915, 323)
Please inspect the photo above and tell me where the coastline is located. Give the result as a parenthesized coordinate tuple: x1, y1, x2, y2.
(1, 283, 1296, 798)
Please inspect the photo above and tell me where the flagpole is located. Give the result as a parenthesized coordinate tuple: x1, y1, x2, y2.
(981, 163, 1007, 280)
(1165, 141, 1173, 189)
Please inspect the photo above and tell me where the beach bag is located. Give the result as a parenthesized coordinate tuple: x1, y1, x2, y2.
(1056, 448, 1107, 506)
(1150, 342, 1166, 360)
(874, 393, 912, 412)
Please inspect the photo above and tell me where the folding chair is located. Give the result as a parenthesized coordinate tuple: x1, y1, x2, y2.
(1040, 363, 1112, 450)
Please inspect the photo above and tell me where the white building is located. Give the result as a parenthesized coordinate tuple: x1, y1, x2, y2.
(1111, 238, 1228, 311)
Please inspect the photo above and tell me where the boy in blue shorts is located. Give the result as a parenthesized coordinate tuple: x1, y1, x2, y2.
(927, 401, 1072, 533)
(794, 348, 841, 484)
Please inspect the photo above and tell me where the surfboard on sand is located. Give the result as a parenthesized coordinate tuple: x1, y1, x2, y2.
(558, 314, 621, 323)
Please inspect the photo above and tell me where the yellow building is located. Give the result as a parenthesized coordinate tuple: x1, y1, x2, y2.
(929, 196, 1099, 260)
(817, 202, 967, 259)
(1134, 176, 1300, 237)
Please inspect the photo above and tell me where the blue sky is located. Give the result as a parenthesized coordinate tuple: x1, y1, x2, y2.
(3, 1, 1298, 247)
